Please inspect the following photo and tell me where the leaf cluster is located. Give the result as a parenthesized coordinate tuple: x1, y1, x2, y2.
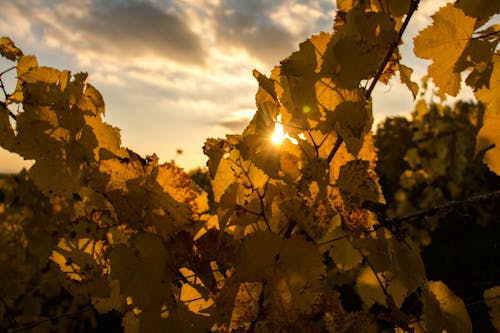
(0, 0, 499, 332)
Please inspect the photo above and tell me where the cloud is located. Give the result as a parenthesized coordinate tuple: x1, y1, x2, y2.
(2, 0, 205, 66)
(211, 0, 333, 64)
(213, 0, 296, 64)
(50, 1, 205, 64)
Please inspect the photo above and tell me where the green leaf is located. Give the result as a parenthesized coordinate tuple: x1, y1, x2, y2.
(422, 281, 472, 333)
(413, 4, 476, 96)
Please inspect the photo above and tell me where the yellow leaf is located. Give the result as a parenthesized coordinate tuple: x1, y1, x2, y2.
(331, 9, 398, 88)
(399, 64, 419, 99)
(483, 286, 500, 331)
(422, 281, 472, 333)
(0, 36, 23, 60)
(456, 0, 500, 19)
(475, 54, 500, 175)
(413, 4, 476, 96)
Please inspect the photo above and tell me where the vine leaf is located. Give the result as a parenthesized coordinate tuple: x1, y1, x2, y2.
(413, 3, 476, 96)
(336, 159, 385, 210)
(331, 9, 398, 89)
(0, 36, 23, 60)
(475, 53, 500, 175)
(234, 231, 326, 328)
(398, 64, 419, 99)
(455, 0, 500, 19)
(483, 285, 500, 331)
(328, 238, 362, 271)
(110, 233, 172, 310)
(422, 281, 472, 333)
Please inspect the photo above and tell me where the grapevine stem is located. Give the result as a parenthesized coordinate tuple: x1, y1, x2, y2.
(0, 65, 16, 77)
(326, 135, 343, 163)
(364, 0, 421, 100)
(382, 189, 500, 227)
(317, 189, 500, 245)
(0, 101, 17, 120)
(472, 29, 500, 40)
(7, 306, 94, 332)
(325, 1, 421, 164)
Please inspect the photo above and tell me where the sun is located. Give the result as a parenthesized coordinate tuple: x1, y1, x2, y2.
(271, 117, 286, 144)
(271, 115, 299, 145)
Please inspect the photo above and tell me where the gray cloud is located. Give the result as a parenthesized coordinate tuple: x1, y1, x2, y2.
(214, 0, 296, 63)
(21, 0, 205, 65)
(76, 1, 204, 64)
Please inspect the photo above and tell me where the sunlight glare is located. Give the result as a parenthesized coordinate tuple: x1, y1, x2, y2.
(272, 115, 299, 145)
(272, 115, 286, 144)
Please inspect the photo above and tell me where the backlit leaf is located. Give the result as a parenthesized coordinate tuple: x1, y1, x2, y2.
(422, 281, 472, 333)
(0, 36, 22, 60)
(475, 53, 500, 175)
(483, 286, 500, 331)
(414, 4, 476, 96)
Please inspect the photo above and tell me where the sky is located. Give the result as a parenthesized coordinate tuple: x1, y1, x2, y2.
(0, 0, 482, 173)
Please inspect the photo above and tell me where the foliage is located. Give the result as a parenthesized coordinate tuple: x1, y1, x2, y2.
(1, 1, 499, 332)
(375, 100, 499, 226)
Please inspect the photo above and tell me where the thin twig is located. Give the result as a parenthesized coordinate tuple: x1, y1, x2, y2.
(383, 189, 500, 227)
(7, 306, 94, 333)
(317, 189, 500, 246)
(0, 65, 16, 77)
(472, 29, 500, 40)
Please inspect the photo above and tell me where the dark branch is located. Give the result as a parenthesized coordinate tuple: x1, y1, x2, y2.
(317, 190, 500, 246)
(364, 0, 421, 100)
(383, 189, 500, 227)
(326, 135, 343, 163)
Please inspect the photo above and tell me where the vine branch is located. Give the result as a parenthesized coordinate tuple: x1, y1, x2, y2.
(364, 0, 421, 99)
(318, 189, 500, 246)
(381, 189, 500, 228)
(326, 0, 420, 163)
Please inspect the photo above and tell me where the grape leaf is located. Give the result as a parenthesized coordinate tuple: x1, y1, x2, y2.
(455, 0, 500, 19)
(92, 280, 127, 313)
(229, 282, 262, 331)
(328, 237, 362, 271)
(414, 4, 476, 96)
(0, 103, 16, 150)
(325, 99, 373, 155)
(475, 53, 500, 175)
(476, 109, 500, 175)
(331, 9, 398, 88)
(399, 64, 419, 99)
(110, 232, 173, 309)
(483, 285, 500, 331)
(381, 0, 410, 17)
(0, 36, 23, 60)
(355, 266, 407, 309)
(422, 281, 472, 333)
(336, 159, 384, 209)
(461, 39, 497, 90)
